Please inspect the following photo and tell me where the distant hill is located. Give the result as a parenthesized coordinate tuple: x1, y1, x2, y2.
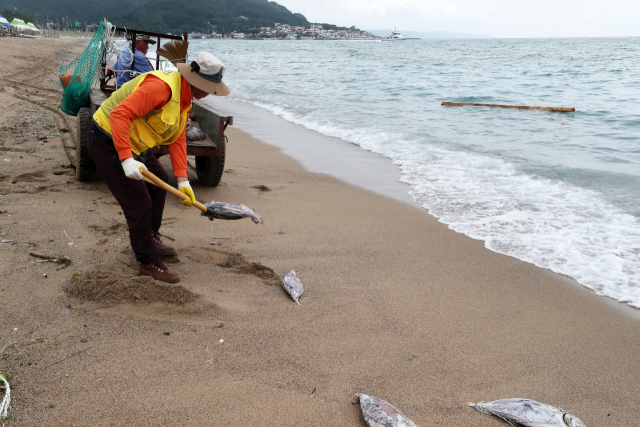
(111, 0, 309, 34)
(0, 0, 309, 33)
(369, 29, 489, 39)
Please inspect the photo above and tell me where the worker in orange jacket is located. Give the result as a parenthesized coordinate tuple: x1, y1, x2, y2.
(87, 52, 230, 283)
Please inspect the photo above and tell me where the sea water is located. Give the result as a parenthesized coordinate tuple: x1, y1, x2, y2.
(172, 38, 640, 308)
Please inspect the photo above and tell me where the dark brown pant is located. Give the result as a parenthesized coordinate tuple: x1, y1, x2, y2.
(87, 121, 168, 263)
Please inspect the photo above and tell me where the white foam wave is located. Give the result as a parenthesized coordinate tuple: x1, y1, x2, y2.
(401, 148, 640, 307)
(248, 100, 392, 153)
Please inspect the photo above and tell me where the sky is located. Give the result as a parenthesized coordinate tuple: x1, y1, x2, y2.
(275, 0, 640, 38)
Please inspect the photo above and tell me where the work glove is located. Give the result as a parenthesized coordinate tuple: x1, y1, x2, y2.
(178, 181, 196, 207)
(121, 158, 147, 180)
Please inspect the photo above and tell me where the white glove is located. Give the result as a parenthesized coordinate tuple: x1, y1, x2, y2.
(121, 158, 147, 180)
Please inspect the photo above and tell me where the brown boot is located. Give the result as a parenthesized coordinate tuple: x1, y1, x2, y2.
(151, 231, 177, 257)
(139, 255, 180, 283)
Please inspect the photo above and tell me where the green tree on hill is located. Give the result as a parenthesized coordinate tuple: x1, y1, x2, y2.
(0, 9, 34, 23)
(111, 0, 309, 34)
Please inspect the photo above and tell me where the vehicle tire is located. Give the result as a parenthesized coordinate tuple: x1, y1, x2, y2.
(195, 135, 226, 187)
(75, 107, 99, 182)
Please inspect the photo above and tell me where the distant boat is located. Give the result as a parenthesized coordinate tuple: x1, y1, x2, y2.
(383, 28, 406, 41)
(189, 32, 203, 39)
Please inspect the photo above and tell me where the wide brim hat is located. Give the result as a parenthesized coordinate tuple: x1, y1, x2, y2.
(176, 51, 230, 96)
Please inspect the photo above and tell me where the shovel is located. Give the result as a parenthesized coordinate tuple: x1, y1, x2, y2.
(140, 169, 211, 216)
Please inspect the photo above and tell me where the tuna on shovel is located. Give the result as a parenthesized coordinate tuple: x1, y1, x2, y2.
(280, 270, 304, 304)
(469, 398, 586, 427)
(357, 394, 418, 427)
(203, 201, 263, 223)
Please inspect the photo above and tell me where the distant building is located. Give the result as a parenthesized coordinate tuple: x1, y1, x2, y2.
(238, 16, 248, 20)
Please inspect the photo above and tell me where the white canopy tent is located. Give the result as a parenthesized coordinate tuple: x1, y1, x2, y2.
(10, 19, 31, 31)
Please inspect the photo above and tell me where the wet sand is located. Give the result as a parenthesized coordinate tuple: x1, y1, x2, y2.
(0, 37, 639, 426)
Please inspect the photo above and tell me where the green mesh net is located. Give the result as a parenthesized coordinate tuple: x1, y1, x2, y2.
(59, 19, 111, 116)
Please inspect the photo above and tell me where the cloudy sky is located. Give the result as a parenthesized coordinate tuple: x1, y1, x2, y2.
(275, 0, 639, 38)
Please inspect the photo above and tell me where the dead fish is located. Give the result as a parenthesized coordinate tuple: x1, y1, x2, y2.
(185, 119, 207, 141)
(280, 270, 304, 305)
(469, 398, 586, 427)
(202, 201, 263, 224)
(357, 394, 418, 427)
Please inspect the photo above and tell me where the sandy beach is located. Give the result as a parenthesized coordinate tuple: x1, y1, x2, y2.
(0, 37, 639, 426)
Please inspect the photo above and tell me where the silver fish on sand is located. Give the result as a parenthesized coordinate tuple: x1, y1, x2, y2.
(470, 398, 586, 427)
(280, 270, 304, 305)
(203, 201, 263, 224)
(357, 394, 418, 427)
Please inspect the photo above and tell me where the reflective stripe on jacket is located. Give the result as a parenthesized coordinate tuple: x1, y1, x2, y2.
(93, 70, 191, 155)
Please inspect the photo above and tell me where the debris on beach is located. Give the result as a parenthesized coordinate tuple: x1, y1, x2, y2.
(202, 201, 263, 224)
(29, 252, 72, 268)
(0, 373, 10, 421)
(280, 270, 304, 305)
(469, 398, 586, 427)
(185, 119, 207, 141)
(357, 394, 418, 427)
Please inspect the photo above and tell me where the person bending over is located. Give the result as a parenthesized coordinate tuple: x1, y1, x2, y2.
(88, 52, 230, 283)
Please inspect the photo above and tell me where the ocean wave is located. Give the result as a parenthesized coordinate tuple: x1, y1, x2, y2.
(204, 38, 640, 308)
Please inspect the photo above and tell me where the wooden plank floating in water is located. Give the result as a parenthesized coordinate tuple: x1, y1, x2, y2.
(441, 102, 575, 112)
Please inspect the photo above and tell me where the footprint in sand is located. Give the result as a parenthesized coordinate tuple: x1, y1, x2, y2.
(14, 170, 49, 182)
(87, 220, 128, 236)
(181, 247, 279, 285)
(251, 184, 272, 192)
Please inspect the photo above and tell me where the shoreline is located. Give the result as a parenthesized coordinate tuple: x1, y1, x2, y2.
(209, 96, 640, 319)
(203, 96, 417, 205)
(1, 37, 639, 426)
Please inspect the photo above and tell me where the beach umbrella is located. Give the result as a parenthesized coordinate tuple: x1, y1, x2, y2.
(0, 15, 10, 27)
(27, 22, 40, 32)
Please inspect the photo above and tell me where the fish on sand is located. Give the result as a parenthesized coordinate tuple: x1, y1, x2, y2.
(357, 394, 418, 427)
(203, 201, 263, 223)
(469, 398, 586, 427)
(280, 270, 304, 305)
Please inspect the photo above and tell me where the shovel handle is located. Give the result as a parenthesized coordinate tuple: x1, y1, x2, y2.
(140, 169, 208, 213)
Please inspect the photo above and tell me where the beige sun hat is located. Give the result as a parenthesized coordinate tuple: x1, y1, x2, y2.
(176, 51, 230, 96)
